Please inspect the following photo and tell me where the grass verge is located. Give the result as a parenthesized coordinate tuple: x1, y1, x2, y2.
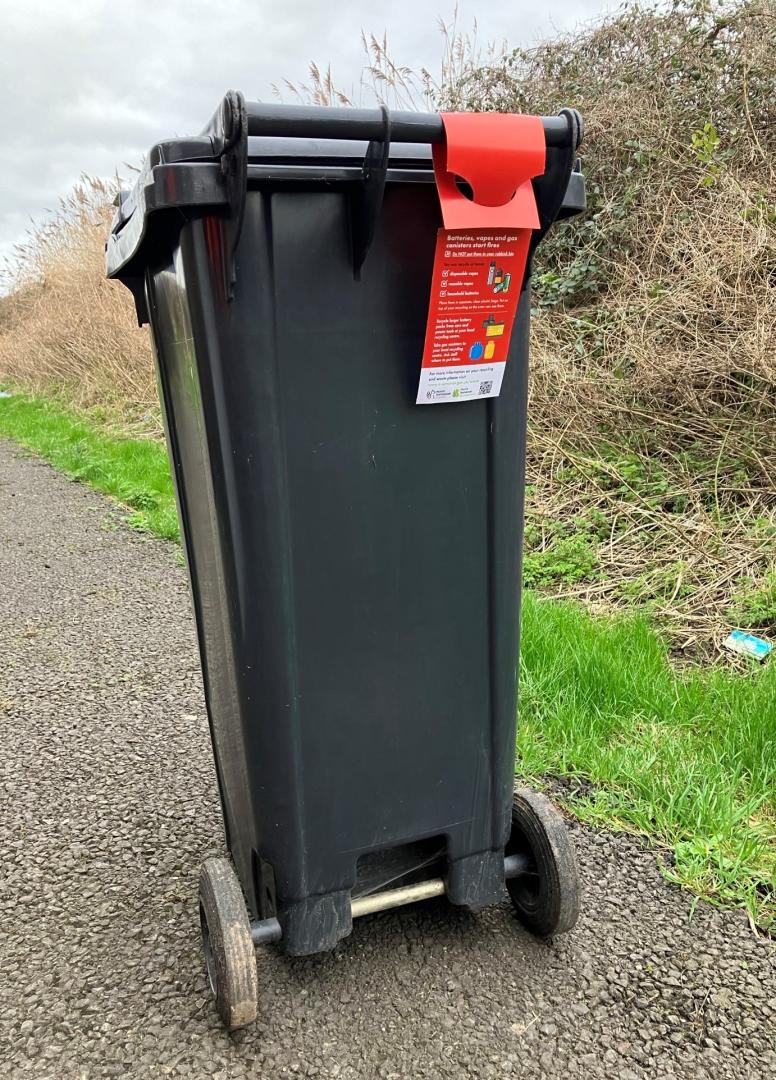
(519, 592, 775, 932)
(1, 391, 773, 930)
(0, 393, 178, 540)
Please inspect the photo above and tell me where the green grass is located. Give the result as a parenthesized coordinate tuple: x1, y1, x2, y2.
(1, 390, 774, 929)
(0, 394, 179, 541)
(523, 534, 600, 588)
(518, 592, 776, 930)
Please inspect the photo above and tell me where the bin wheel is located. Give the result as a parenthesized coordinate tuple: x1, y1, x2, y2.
(505, 789, 580, 937)
(198, 857, 258, 1031)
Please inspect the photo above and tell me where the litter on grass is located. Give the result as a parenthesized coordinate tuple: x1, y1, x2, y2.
(722, 630, 773, 661)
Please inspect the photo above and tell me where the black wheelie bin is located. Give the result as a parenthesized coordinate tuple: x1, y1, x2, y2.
(107, 93, 586, 1030)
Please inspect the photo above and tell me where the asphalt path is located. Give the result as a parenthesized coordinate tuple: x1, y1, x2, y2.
(1, 439, 774, 1079)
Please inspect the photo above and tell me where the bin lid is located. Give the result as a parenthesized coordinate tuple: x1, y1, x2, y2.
(106, 135, 436, 283)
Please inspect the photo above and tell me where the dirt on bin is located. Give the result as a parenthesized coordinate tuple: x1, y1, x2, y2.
(1, 438, 774, 1080)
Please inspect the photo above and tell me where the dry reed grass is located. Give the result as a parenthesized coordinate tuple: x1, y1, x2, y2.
(0, 178, 156, 420)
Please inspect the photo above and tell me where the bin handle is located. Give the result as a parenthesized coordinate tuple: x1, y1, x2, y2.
(200, 93, 584, 297)
(240, 101, 583, 151)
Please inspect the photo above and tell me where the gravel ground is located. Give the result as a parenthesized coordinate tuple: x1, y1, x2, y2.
(1, 438, 774, 1080)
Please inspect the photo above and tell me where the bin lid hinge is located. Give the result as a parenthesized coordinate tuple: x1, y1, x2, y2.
(522, 107, 585, 291)
(203, 90, 249, 301)
(350, 104, 391, 279)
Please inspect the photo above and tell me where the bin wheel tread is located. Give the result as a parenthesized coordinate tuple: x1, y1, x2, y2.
(505, 788, 580, 937)
(199, 856, 258, 1030)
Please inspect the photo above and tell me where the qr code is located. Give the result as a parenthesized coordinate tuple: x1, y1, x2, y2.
(479, 381, 493, 395)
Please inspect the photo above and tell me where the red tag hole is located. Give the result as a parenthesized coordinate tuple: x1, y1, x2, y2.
(453, 177, 517, 205)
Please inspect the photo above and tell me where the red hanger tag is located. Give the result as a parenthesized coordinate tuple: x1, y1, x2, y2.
(417, 113, 545, 404)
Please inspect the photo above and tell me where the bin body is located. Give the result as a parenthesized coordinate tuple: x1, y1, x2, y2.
(109, 111, 582, 956)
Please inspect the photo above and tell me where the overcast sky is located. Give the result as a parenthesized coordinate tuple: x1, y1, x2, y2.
(1, 0, 612, 269)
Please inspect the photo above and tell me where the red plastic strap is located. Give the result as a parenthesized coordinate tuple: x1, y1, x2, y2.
(432, 112, 546, 230)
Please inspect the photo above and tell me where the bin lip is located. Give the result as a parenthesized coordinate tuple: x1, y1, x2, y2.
(245, 136, 433, 164)
(114, 135, 433, 228)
